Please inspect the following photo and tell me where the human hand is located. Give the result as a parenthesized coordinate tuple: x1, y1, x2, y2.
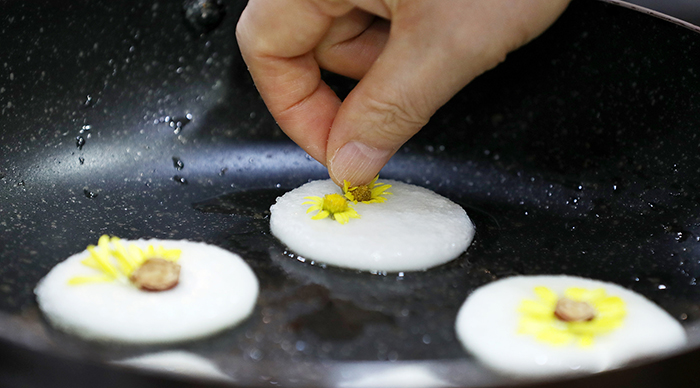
(236, 0, 570, 185)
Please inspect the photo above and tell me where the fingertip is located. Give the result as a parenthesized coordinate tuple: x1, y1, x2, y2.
(328, 141, 393, 186)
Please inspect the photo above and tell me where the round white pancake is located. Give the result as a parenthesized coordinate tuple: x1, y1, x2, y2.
(336, 365, 454, 388)
(270, 179, 475, 272)
(35, 239, 259, 344)
(455, 275, 687, 377)
(115, 351, 233, 381)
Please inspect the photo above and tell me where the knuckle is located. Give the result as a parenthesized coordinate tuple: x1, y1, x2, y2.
(361, 93, 428, 142)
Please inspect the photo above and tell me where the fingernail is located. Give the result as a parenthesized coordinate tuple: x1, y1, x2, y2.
(329, 141, 392, 185)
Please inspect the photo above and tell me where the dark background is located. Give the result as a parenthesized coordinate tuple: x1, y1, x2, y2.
(628, 0, 700, 25)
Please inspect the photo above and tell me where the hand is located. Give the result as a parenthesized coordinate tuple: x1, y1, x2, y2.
(236, 0, 570, 185)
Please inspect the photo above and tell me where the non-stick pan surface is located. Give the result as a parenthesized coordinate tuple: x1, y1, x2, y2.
(2, 0, 700, 387)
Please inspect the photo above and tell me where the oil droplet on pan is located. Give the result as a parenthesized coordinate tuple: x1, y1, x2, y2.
(84, 189, 98, 199)
(173, 175, 188, 185)
(172, 157, 184, 170)
(183, 0, 226, 35)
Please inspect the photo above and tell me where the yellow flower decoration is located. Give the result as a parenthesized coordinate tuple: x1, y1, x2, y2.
(342, 175, 392, 204)
(303, 193, 360, 224)
(517, 286, 626, 348)
(68, 235, 181, 286)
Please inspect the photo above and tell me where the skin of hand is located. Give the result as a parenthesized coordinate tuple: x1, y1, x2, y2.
(236, 0, 570, 186)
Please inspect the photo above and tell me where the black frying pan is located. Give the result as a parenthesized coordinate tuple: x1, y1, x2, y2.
(2, 0, 700, 387)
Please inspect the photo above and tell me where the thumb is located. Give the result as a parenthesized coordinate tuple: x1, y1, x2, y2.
(326, 0, 569, 186)
(325, 40, 452, 186)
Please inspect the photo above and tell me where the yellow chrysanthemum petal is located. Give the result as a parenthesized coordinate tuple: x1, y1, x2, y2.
(518, 299, 554, 317)
(154, 246, 165, 258)
(517, 285, 627, 348)
(111, 240, 135, 275)
(342, 181, 355, 202)
(537, 329, 573, 346)
(304, 202, 323, 211)
(324, 194, 349, 212)
(566, 287, 605, 302)
(595, 296, 625, 310)
(585, 318, 622, 331)
(334, 213, 350, 224)
(305, 193, 361, 224)
(98, 234, 111, 248)
(68, 275, 114, 285)
(518, 317, 553, 334)
(584, 288, 607, 302)
(335, 207, 361, 223)
(161, 248, 181, 260)
(534, 286, 558, 306)
(370, 185, 391, 196)
(86, 246, 119, 279)
(70, 235, 182, 287)
(563, 287, 587, 301)
(129, 245, 146, 266)
(112, 238, 137, 269)
(151, 246, 180, 260)
(306, 205, 322, 214)
(311, 210, 330, 220)
(341, 175, 392, 204)
(302, 196, 323, 204)
(364, 196, 387, 204)
(80, 253, 101, 270)
(578, 335, 594, 348)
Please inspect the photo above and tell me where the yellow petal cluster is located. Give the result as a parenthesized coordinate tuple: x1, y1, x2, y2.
(302, 194, 360, 224)
(68, 235, 181, 286)
(302, 175, 392, 225)
(518, 286, 626, 347)
(343, 175, 392, 204)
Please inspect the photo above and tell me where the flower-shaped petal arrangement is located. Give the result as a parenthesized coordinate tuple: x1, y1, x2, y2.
(455, 275, 687, 377)
(343, 175, 392, 204)
(68, 234, 182, 291)
(518, 286, 626, 347)
(303, 193, 360, 224)
(301, 175, 391, 225)
(35, 237, 260, 344)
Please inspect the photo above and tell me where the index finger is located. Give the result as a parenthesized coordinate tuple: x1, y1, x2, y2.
(236, 0, 354, 163)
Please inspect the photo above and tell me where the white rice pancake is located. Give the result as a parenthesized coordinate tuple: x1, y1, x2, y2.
(455, 275, 687, 377)
(115, 351, 233, 381)
(35, 239, 259, 344)
(336, 365, 455, 388)
(270, 179, 475, 272)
